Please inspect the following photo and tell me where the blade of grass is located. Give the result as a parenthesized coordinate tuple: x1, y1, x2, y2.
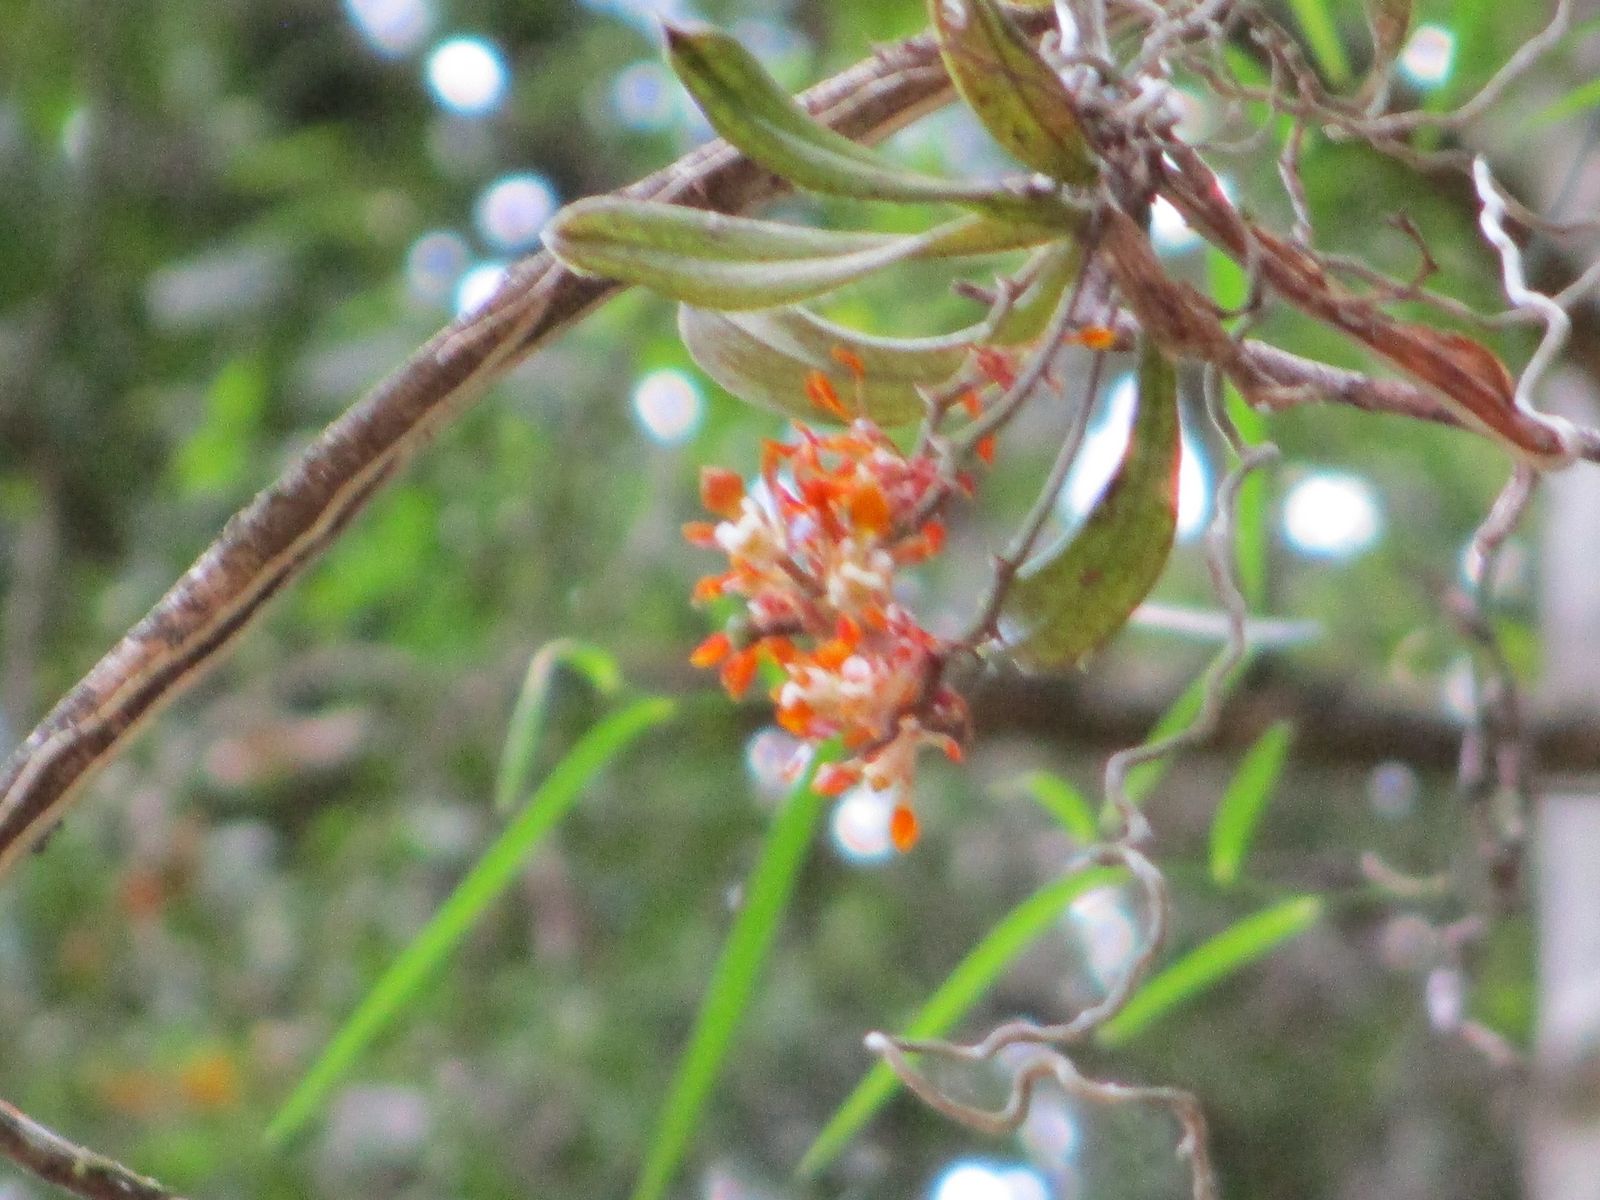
(797, 864, 1126, 1178)
(1209, 721, 1294, 886)
(265, 695, 674, 1146)
(1009, 771, 1098, 843)
(1287, 0, 1352, 85)
(496, 639, 622, 813)
(1123, 647, 1257, 808)
(1097, 895, 1323, 1046)
(629, 744, 839, 1200)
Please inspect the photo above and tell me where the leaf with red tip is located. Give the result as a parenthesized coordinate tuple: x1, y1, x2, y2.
(1001, 337, 1180, 669)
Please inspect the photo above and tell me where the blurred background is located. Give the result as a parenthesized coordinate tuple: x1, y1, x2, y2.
(2, 1, 1600, 1197)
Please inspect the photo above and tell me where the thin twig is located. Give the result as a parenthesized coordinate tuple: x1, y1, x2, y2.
(0, 1100, 183, 1200)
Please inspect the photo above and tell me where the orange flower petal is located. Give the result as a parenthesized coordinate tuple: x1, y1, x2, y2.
(846, 483, 891, 534)
(690, 631, 732, 668)
(700, 467, 745, 518)
(976, 434, 997, 465)
(830, 346, 866, 378)
(682, 520, 719, 547)
(889, 804, 920, 852)
(805, 370, 850, 420)
(721, 649, 759, 698)
(1073, 325, 1118, 351)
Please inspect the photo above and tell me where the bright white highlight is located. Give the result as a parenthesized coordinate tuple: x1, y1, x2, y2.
(830, 785, 897, 865)
(744, 728, 803, 799)
(405, 229, 468, 305)
(930, 1161, 1050, 1200)
(454, 262, 507, 317)
(1066, 887, 1137, 988)
(475, 173, 557, 250)
(1060, 375, 1210, 541)
(1399, 24, 1455, 89)
(631, 368, 704, 445)
(1282, 472, 1382, 559)
(426, 37, 509, 116)
(345, 0, 433, 57)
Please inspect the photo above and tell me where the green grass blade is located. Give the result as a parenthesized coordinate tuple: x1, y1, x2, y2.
(1209, 722, 1294, 886)
(629, 746, 837, 1200)
(265, 696, 674, 1145)
(1287, 0, 1351, 85)
(797, 865, 1126, 1178)
(1123, 647, 1257, 807)
(1010, 771, 1098, 843)
(1098, 895, 1323, 1047)
(1531, 76, 1600, 128)
(495, 639, 622, 813)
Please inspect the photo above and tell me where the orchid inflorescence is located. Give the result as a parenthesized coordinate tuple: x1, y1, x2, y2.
(684, 367, 982, 852)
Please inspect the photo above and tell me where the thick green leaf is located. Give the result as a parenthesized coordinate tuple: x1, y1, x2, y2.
(1002, 336, 1181, 668)
(1209, 721, 1293, 886)
(1287, 0, 1352, 85)
(495, 639, 622, 814)
(545, 198, 1055, 310)
(663, 22, 1082, 226)
(797, 865, 1126, 1178)
(680, 306, 949, 426)
(630, 746, 837, 1200)
(929, 0, 1096, 186)
(1010, 770, 1098, 843)
(1098, 896, 1323, 1045)
(264, 697, 674, 1145)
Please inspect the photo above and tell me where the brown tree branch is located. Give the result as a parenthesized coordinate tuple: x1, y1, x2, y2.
(0, 1100, 182, 1200)
(0, 11, 1058, 884)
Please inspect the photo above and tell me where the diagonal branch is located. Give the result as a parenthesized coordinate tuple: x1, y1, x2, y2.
(0, 1100, 183, 1200)
(0, 10, 1054, 884)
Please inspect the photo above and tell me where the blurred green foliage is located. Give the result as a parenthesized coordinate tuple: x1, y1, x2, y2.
(0, 1, 1588, 1198)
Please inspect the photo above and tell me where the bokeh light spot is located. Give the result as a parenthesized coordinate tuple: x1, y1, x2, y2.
(829, 785, 898, 866)
(611, 61, 679, 131)
(1066, 887, 1137, 989)
(475, 172, 557, 250)
(426, 37, 509, 116)
(454, 261, 507, 317)
(1399, 25, 1455, 90)
(1282, 472, 1383, 559)
(345, 0, 433, 57)
(405, 229, 469, 305)
(632, 369, 704, 445)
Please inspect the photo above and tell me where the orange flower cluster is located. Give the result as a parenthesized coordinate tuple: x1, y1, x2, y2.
(685, 416, 970, 852)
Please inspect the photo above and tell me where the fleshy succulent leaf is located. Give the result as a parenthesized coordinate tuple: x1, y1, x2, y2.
(663, 21, 1083, 227)
(1001, 336, 1181, 668)
(930, 0, 1098, 186)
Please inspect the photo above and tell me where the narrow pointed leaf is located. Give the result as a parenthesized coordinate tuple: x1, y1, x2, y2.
(930, 0, 1097, 186)
(663, 21, 1082, 227)
(1010, 770, 1098, 843)
(1098, 896, 1324, 1045)
(265, 697, 674, 1146)
(1124, 649, 1257, 807)
(631, 745, 838, 1200)
(1002, 337, 1181, 669)
(797, 865, 1126, 1178)
(545, 198, 1055, 309)
(1208, 721, 1293, 886)
(495, 639, 622, 814)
